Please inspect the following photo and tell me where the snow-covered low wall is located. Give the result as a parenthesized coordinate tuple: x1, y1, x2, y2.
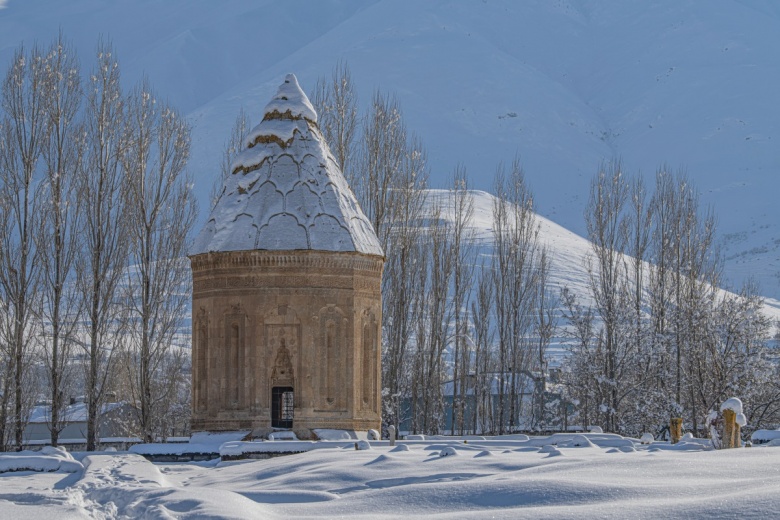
(750, 429, 780, 445)
(0, 446, 83, 474)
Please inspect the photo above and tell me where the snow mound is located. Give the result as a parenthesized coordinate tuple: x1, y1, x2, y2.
(439, 447, 458, 457)
(720, 397, 744, 414)
(539, 445, 563, 456)
(314, 429, 358, 440)
(640, 433, 654, 445)
(390, 444, 410, 453)
(557, 435, 596, 448)
(751, 429, 780, 445)
(268, 431, 298, 441)
(0, 447, 83, 474)
(355, 440, 371, 451)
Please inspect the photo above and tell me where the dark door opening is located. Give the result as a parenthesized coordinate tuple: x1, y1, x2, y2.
(272, 386, 294, 428)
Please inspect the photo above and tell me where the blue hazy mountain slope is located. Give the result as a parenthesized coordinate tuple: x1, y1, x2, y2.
(0, 0, 777, 297)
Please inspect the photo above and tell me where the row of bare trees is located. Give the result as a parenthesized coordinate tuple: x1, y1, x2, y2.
(311, 65, 558, 436)
(565, 160, 779, 436)
(0, 35, 195, 450)
(311, 63, 780, 437)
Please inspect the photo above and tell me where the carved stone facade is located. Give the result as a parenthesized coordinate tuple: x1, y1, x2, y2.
(190, 250, 383, 433)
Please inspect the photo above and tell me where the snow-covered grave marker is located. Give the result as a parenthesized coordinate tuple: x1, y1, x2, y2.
(670, 417, 683, 444)
(719, 397, 746, 449)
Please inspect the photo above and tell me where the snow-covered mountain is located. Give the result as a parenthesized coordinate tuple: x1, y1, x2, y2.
(1, 0, 778, 298)
(427, 189, 780, 359)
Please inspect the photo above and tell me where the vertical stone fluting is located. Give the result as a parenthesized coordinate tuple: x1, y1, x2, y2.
(190, 251, 382, 432)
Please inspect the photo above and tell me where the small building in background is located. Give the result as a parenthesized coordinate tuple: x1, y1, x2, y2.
(24, 399, 138, 447)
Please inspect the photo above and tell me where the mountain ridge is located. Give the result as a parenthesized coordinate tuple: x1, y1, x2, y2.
(0, 0, 777, 298)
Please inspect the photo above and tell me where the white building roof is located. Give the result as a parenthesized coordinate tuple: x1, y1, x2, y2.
(191, 74, 383, 257)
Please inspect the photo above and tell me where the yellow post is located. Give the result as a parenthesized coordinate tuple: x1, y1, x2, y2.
(733, 423, 741, 449)
(670, 417, 683, 444)
(722, 409, 736, 450)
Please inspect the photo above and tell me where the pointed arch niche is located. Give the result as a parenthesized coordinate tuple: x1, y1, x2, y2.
(315, 304, 348, 411)
(361, 308, 379, 412)
(194, 307, 209, 413)
(264, 304, 301, 422)
(223, 303, 247, 409)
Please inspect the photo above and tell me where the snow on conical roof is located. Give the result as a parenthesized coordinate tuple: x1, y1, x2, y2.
(191, 74, 383, 257)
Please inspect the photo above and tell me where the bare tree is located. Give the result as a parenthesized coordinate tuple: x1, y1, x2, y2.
(409, 232, 431, 434)
(448, 167, 475, 435)
(311, 61, 358, 183)
(421, 203, 454, 434)
(471, 263, 495, 434)
(380, 136, 429, 434)
(407, 199, 454, 435)
(674, 173, 720, 431)
(491, 159, 541, 433)
(648, 169, 721, 427)
(77, 40, 130, 451)
(0, 43, 48, 449)
(560, 287, 597, 431)
(351, 90, 429, 434)
(209, 107, 248, 210)
(356, 90, 407, 251)
(35, 35, 84, 446)
(584, 159, 629, 432)
(648, 167, 677, 400)
(122, 79, 197, 442)
(532, 249, 557, 430)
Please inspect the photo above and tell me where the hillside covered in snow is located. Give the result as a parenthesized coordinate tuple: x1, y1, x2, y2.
(0, 0, 778, 298)
(428, 189, 780, 359)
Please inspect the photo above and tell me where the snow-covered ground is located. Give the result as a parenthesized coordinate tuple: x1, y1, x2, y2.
(2, 437, 780, 518)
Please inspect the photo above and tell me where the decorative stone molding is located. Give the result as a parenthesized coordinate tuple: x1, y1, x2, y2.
(191, 250, 383, 273)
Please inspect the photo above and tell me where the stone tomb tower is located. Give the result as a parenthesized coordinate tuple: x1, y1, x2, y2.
(189, 74, 384, 436)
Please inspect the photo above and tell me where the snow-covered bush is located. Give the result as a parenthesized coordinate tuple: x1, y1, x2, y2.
(439, 447, 458, 457)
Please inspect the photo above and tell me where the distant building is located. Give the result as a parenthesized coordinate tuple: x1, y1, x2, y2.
(24, 400, 137, 444)
(189, 74, 384, 437)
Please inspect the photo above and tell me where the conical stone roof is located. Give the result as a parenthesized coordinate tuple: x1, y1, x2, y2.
(191, 74, 383, 257)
